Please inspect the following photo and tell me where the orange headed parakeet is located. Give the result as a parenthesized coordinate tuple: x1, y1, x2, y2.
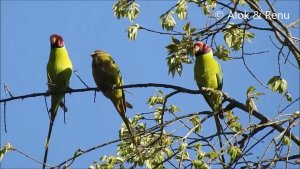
(90, 50, 134, 140)
(43, 34, 73, 168)
(194, 41, 225, 162)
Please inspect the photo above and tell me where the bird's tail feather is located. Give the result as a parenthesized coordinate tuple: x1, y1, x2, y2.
(49, 94, 64, 120)
(43, 120, 54, 169)
(115, 100, 138, 147)
(59, 100, 68, 112)
(204, 93, 225, 163)
(203, 93, 224, 119)
(214, 114, 225, 164)
(125, 101, 133, 109)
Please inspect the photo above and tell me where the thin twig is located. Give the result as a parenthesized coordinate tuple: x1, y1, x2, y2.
(13, 148, 53, 168)
(73, 70, 90, 88)
(4, 102, 7, 133)
(54, 139, 121, 169)
(4, 83, 13, 98)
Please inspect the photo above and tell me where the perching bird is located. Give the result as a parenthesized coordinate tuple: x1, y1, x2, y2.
(43, 34, 72, 168)
(194, 42, 223, 110)
(194, 41, 224, 162)
(90, 50, 134, 141)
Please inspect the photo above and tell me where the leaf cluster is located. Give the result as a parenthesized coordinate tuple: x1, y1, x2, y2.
(224, 23, 255, 51)
(113, 0, 139, 22)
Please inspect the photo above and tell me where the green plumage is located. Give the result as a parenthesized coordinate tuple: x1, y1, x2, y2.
(43, 34, 72, 169)
(194, 42, 224, 163)
(91, 50, 133, 137)
(47, 47, 72, 118)
(194, 50, 223, 111)
(91, 50, 130, 116)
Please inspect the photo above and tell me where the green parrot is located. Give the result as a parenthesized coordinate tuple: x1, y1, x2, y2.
(43, 34, 72, 168)
(194, 41, 224, 162)
(90, 50, 134, 141)
(194, 41, 223, 109)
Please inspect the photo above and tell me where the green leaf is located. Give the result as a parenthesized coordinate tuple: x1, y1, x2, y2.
(113, 0, 139, 22)
(160, 12, 176, 31)
(154, 107, 163, 123)
(178, 142, 188, 152)
(246, 98, 257, 115)
(192, 160, 210, 169)
(200, 0, 216, 16)
(246, 86, 264, 114)
(285, 93, 292, 102)
(194, 142, 202, 151)
(224, 23, 255, 51)
(175, 0, 187, 20)
(164, 148, 173, 157)
(178, 151, 190, 161)
(282, 136, 291, 146)
(196, 151, 206, 160)
(172, 36, 181, 44)
(227, 146, 242, 163)
(127, 24, 140, 41)
(165, 35, 194, 77)
(0, 143, 13, 161)
(247, 86, 256, 95)
(169, 105, 180, 113)
(247, 86, 265, 100)
(127, 1, 140, 22)
(214, 45, 231, 61)
(182, 22, 190, 32)
(189, 115, 201, 132)
(98, 155, 125, 168)
(207, 151, 219, 160)
(267, 76, 288, 94)
(147, 90, 164, 107)
(225, 111, 242, 132)
(113, 0, 127, 19)
(202, 5, 211, 15)
(245, 31, 255, 42)
(182, 22, 197, 37)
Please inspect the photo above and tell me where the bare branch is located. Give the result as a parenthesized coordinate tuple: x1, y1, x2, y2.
(1, 83, 299, 146)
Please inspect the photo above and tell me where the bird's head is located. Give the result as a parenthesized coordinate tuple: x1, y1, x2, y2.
(50, 34, 64, 48)
(90, 50, 107, 58)
(194, 41, 212, 56)
(90, 50, 101, 58)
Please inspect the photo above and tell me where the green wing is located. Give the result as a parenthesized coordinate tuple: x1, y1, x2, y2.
(216, 61, 223, 90)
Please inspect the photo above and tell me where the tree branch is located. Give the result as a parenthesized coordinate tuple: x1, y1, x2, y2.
(1, 83, 299, 146)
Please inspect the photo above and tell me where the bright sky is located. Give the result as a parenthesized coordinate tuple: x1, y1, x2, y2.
(1, 1, 299, 168)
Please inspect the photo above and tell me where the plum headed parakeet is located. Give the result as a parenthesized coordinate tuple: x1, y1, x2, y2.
(43, 34, 72, 168)
(194, 41, 225, 162)
(90, 50, 134, 140)
(194, 42, 223, 111)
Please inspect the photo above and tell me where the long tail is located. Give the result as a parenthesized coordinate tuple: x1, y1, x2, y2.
(115, 100, 138, 147)
(203, 94, 225, 163)
(214, 114, 225, 164)
(43, 120, 54, 169)
(118, 110, 142, 158)
(119, 113, 135, 142)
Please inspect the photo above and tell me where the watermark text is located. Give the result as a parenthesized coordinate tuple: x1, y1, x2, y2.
(214, 11, 290, 20)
